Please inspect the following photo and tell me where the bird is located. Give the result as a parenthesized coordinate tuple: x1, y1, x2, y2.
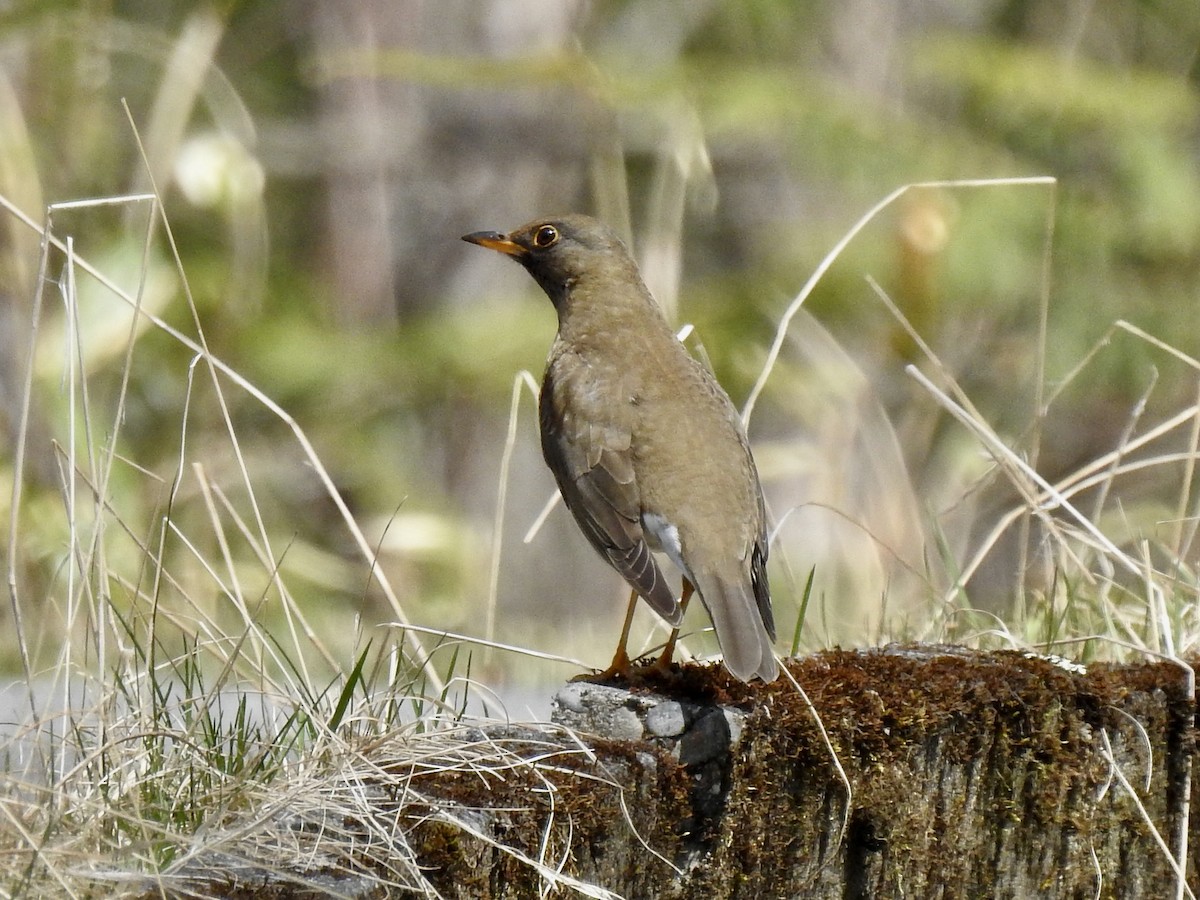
(462, 215, 778, 683)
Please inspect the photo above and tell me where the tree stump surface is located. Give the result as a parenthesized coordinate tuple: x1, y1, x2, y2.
(138, 645, 1196, 899)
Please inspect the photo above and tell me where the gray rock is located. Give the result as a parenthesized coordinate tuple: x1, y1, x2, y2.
(645, 700, 687, 737)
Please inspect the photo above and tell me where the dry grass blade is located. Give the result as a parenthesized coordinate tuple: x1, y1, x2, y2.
(742, 176, 1058, 427)
(486, 371, 541, 659)
(908, 366, 1146, 581)
(1099, 728, 1196, 900)
(0, 184, 441, 692)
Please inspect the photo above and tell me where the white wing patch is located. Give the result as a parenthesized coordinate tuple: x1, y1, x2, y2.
(642, 512, 693, 585)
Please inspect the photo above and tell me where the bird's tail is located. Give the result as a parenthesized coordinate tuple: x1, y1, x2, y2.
(699, 574, 779, 682)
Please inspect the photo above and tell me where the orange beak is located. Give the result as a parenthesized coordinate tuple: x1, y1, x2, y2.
(461, 231, 528, 259)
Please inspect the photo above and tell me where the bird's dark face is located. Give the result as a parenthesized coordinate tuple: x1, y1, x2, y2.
(462, 215, 632, 308)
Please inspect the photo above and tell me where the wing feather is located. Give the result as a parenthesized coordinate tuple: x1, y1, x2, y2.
(539, 355, 681, 625)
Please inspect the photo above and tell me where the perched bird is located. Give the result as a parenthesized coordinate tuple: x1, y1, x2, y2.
(462, 215, 778, 682)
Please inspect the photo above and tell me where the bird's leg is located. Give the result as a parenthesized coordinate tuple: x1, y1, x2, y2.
(655, 578, 694, 671)
(573, 588, 638, 682)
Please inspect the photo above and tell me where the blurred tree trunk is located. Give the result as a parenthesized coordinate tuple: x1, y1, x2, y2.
(311, 0, 405, 325)
(309, 0, 587, 325)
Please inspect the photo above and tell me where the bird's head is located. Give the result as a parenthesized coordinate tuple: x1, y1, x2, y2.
(462, 215, 639, 309)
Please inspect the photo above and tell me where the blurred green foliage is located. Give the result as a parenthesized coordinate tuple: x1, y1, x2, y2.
(1, 0, 1199, 676)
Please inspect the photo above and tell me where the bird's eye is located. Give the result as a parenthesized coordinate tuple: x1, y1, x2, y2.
(533, 224, 559, 248)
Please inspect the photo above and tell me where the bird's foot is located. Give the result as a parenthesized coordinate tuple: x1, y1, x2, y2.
(649, 651, 678, 678)
(654, 631, 680, 674)
(571, 647, 633, 684)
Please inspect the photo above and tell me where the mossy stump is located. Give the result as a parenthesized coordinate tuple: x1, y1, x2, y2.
(141, 646, 1195, 898)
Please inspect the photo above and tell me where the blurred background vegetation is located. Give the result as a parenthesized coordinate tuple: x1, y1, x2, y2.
(1, 0, 1199, 695)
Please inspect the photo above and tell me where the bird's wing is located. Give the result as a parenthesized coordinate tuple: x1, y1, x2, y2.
(538, 355, 681, 626)
(745, 444, 776, 642)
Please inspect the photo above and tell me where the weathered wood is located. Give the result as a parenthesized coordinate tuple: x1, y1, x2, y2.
(140, 646, 1196, 899)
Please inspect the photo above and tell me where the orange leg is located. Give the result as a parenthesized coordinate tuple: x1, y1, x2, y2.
(655, 578, 694, 671)
(572, 588, 639, 682)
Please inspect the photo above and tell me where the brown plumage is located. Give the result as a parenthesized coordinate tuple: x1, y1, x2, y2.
(462, 215, 778, 682)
